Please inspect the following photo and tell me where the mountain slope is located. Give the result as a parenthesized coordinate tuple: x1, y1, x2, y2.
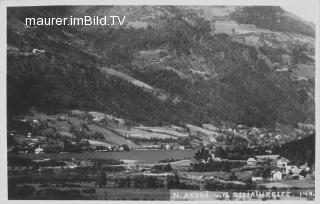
(230, 6, 315, 37)
(7, 6, 315, 128)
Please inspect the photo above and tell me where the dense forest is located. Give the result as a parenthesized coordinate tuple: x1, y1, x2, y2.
(272, 133, 315, 166)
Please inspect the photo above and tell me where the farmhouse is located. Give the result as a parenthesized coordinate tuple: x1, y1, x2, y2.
(271, 170, 282, 181)
(247, 158, 257, 166)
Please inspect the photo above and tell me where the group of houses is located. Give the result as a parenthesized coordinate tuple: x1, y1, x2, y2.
(247, 155, 312, 182)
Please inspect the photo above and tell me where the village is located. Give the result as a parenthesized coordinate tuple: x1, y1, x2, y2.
(8, 144, 315, 200)
(8, 110, 315, 200)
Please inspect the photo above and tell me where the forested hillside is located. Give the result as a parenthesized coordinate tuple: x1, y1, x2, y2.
(7, 6, 315, 128)
(273, 133, 315, 166)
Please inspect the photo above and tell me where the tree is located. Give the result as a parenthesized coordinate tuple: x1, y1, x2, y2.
(299, 169, 307, 177)
(98, 171, 106, 187)
(229, 171, 238, 181)
(166, 173, 180, 189)
(306, 150, 313, 166)
(121, 144, 130, 151)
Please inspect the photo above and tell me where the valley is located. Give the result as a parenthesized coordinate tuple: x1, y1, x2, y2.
(6, 5, 315, 200)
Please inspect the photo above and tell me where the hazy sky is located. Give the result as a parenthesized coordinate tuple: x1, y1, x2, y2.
(280, 3, 317, 23)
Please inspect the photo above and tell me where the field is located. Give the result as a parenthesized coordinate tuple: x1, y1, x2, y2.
(25, 111, 141, 148)
(24, 110, 191, 146)
(116, 128, 177, 139)
(115, 125, 189, 139)
(185, 171, 251, 180)
(215, 20, 269, 35)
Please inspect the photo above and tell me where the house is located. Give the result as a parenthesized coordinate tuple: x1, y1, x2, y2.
(252, 176, 263, 182)
(286, 165, 300, 175)
(277, 157, 289, 168)
(272, 170, 282, 181)
(35, 146, 44, 154)
(251, 170, 263, 182)
(165, 144, 171, 150)
(247, 158, 257, 166)
(93, 116, 105, 121)
(275, 68, 288, 72)
(265, 150, 272, 154)
(32, 48, 45, 54)
(64, 161, 78, 169)
(213, 157, 222, 162)
(208, 136, 218, 143)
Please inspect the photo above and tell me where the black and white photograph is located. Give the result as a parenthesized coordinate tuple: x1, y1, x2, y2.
(1, 0, 318, 201)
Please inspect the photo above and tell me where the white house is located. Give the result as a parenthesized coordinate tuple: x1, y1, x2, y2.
(251, 176, 263, 182)
(32, 48, 45, 54)
(178, 146, 185, 150)
(272, 170, 282, 181)
(286, 165, 300, 175)
(247, 158, 257, 166)
(213, 157, 222, 162)
(35, 146, 43, 154)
